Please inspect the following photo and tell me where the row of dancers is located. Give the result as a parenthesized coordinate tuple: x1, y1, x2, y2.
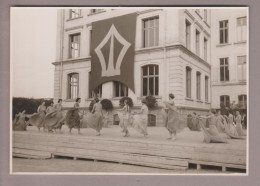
(13, 93, 246, 143)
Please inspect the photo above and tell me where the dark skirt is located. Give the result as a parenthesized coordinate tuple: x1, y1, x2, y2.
(65, 109, 81, 129)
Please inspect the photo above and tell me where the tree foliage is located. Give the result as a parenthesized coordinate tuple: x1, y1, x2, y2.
(12, 97, 53, 119)
(100, 99, 114, 111)
(119, 97, 134, 108)
(145, 96, 157, 109)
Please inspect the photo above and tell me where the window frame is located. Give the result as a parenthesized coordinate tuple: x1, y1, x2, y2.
(195, 30, 200, 56)
(205, 76, 209, 102)
(186, 66, 192, 98)
(113, 81, 129, 98)
(185, 20, 191, 50)
(67, 73, 79, 99)
(220, 58, 229, 82)
(236, 17, 247, 42)
(219, 20, 229, 44)
(196, 72, 201, 100)
(204, 37, 208, 61)
(141, 65, 159, 97)
(220, 95, 230, 107)
(142, 16, 159, 48)
(70, 9, 81, 19)
(238, 94, 247, 108)
(237, 55, 247, 81)
(69, 33, 81, 59)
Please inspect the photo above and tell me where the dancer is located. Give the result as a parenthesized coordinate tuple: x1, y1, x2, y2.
(235, 111, 245, 136)
(13, 110, 28, 131)
(65, 98, 81, 134)
(162, 93, 185, 140)
(223, 110, 241, 138)
(46, 101, 55, 114)
(29, 101, 46, 131)
(81, 98, 103, 136)
(132, 99, 149, 137)
(216, 110, 225, 133)
(187, 112, 200, 131)
(117, 100, 131, 137)
(44, 99, 64, 132)
(198, 109, 227, 143)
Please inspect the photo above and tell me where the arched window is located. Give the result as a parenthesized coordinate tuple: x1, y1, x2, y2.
(142, 65, 159, 96)
(186, 67, 192, 98)
(113, 114, 120, 125)
(68, 73, 79, 99)
(220, 95, 230, 107)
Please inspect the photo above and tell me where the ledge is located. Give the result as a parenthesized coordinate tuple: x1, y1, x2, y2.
(137, 96, 162, 100)
(65, 25, 84, 32)
(66, 16, 83, 22)
(216, 43, 232, 47)
(212, 81, 247, 86)
(135, 45, 164, 53)
(234, 41, 247, 45)
(185, 97, 194, 101)
(167, 44, 211, 69)
(196, 100, 203, 103)
(52, 57, 91, 65)
(137, 9, 162, 15)
(88, 10, 106, 16)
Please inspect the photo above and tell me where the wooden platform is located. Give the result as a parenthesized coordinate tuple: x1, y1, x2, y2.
(12, 126, 247, 172)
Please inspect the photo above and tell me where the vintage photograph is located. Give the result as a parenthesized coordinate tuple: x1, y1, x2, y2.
(11, 7, 248, 174)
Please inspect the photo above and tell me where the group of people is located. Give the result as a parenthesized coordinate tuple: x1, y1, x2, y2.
(13, 93, 246, 143)
(198, 109, 246, 143)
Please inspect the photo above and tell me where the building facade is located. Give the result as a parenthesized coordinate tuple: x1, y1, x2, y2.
(210, 9, 248, 110)
(52, 8, 247, 126)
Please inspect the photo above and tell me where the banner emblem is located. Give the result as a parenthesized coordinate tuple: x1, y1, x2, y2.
(95, 24, 131, 77)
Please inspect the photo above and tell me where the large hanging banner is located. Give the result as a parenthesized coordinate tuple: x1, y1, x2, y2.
(90, 13, 137, 93)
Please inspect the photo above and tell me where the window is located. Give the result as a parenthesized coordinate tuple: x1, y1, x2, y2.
(70, 9, 81, 19)
(204, 38, 207, 61)
(69, 33, 80, 58)
(237, 56, 247, 81)
(91, 84, 102, 98)
(114, 81, 128, 97)
(220, 95, 230, 107)
(185, 20, 191, 49)
(205, 76, 209, 102)
(195, 30, 200, 56)
(238, 95, 247, 108)
(219, 20, 228, 44)
(90, 9, 104, 14)
(143, 17, 159, 48)
(204, 9, 208, 22)
(186, 67, 192, 98)
(196, 72, 201, 100)
(68, 73, 79, 99)
(142, 65, 159, 96)
(220, 58, 229, 81)
(237, 17, 247, 42)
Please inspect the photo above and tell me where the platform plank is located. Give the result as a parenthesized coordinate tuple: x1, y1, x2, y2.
(12, 126, 247, 171)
